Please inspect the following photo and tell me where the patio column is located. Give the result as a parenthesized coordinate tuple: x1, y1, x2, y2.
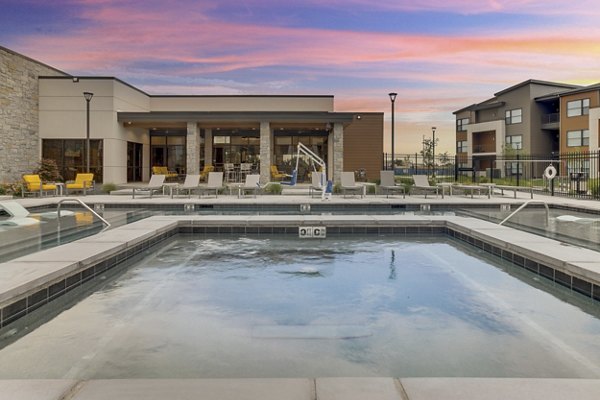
(259, 121, 272, 184)
(332, 122, 344, 183)
(186, 122, 200, 175)
(204, 128, 213, 166)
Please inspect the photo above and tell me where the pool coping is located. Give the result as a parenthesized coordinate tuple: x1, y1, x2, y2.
(1, 214, 599, 330)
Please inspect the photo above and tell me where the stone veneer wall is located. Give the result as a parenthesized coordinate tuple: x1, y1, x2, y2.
(0, 47, 67, 183)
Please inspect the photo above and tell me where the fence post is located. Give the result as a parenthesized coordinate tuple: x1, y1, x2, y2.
(415, 153, 418, 175)
(516, 154, 520, 186)
(454, 155, 458, 182)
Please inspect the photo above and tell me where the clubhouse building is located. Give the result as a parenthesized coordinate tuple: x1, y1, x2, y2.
(1, 46, 383, 185)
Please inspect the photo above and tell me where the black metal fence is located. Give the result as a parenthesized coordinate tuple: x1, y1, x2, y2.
(384, 151, 600, 200)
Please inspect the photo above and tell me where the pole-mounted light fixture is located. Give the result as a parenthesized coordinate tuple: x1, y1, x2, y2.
(388, 92, 398, 171)
(432, 126, 437, 178)
(83, 92, 94, 173)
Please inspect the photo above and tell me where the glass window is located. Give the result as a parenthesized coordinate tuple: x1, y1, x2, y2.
(567, 159, 590, 175)
(456, 140, 467, 153)
(42, 139, 103, 182)
(505, 135, 522, 150)
(456, 118, 469, 132)
(566, 130, 589, 147)
(567, 99, 590, 117)
(505, 109, 522, 125)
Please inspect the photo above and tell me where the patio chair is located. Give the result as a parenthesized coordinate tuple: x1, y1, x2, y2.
(152, 166, 178, 180)
(171, 174, 201, 198)
(341, 171, 363, 198)
(239, 163, 252, 181)
(411, 175, 440, 198)
(238, 174, 261, 198)
(0, 201, 39, 226)
(224, 163, 236, 183)
(198, 172, 223, 198)
(270, 165, 288, 181)
(132, 174, 166, 199)
(199, 165, 214, 182)
(379, 170, 405, 198)
(66, 173, 94, 195)
(309, 171, 324, 197)
(22, 174, 58, 197)
(0, 200, 74, 225)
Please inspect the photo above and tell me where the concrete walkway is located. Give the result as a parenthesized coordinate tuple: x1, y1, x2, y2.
(3, 377, 600, 400)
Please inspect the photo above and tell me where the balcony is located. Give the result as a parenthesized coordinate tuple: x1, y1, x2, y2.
(541, 113, 559, 130)
(473, 144, 496, 154)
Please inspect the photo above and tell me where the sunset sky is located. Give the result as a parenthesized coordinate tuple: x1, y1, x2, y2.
(2, 0, 600, 153)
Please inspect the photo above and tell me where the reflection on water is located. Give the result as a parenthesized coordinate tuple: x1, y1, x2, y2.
(0, 236, 599, 379)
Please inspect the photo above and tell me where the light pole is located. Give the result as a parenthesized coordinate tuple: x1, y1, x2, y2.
(388, 92, 397, 171)
(83, 92, 94, 173)
(431, 126, 437, 178)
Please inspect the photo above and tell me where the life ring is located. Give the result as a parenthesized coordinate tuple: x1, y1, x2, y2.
(544, 165, 557, 180)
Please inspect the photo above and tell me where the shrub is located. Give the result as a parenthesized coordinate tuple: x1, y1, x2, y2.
(589, 178, 599, 198)
(333, 183, 342, 194)
(102, 183, 117, 194)
(34, 158, 62, 182)
(264, 183, 282, 195)
(0, 185, 6, 195)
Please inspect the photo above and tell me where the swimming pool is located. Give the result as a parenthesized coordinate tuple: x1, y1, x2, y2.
(1, 234, 599, 379)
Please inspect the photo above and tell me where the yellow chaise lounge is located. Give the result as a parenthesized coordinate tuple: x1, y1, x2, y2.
(66, 173, 95, 195)
(22, 174, 57, 197)
(152, 166, 178, 179)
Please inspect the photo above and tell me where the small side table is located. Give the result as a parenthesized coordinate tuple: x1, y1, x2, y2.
(54, 182, 65, 196)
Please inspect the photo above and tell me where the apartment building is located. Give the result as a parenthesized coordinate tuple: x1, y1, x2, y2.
(1, 46, 383, 185)
(453, 80, 580, 176)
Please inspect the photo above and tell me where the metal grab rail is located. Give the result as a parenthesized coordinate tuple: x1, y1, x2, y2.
(499, 200, 549, 226)
(56, 198, 111, 228)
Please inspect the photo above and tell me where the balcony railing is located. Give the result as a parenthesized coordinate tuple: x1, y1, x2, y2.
(541, 113, 559, 124)
(473, 144, 496, 153)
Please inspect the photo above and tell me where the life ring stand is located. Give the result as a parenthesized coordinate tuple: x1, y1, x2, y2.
(544, 164, 557, 180)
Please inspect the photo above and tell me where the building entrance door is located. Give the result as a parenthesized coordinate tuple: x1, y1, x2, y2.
(127, 142, 143, 182)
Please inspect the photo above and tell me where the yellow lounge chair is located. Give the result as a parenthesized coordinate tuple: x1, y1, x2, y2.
(199, 165, 214, 181)
(152, 166, 178, 179)
(22, 174, 57, 197)
(66, 173, 94, 195)
(270, 165, 288, 181)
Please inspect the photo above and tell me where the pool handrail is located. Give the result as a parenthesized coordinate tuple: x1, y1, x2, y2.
(499, 200, 549, 226)
(56, 198, 111, 229)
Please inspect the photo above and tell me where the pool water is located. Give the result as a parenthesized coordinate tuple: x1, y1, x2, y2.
(0, 235, 599, 379)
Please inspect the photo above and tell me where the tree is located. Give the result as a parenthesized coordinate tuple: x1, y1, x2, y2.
(420, 137, 439, 177)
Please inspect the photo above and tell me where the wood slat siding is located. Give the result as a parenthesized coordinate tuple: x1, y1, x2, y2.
(343, 113, 384, 181)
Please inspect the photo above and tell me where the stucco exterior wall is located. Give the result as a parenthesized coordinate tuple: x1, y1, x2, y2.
(0, 47, 66, 182)
(149, 96, 333, 112)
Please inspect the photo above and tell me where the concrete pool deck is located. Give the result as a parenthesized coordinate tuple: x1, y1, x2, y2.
(1, 192, 600, 399)
(4, 377, 600, 400)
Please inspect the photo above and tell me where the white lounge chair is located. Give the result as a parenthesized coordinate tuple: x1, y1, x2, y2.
(341, 172, 363, 198)
(309, 171, 324, 197)
(379, 170, 405, 198)
(238, 174, 261, 198)
(0, 200, 74, 226)
(412, 175, 441, 198)
(0, 201, 39, 226)
(198, 172, 223, 198)
(132, 174, 166, 199)
(171, 174, 201, 198)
